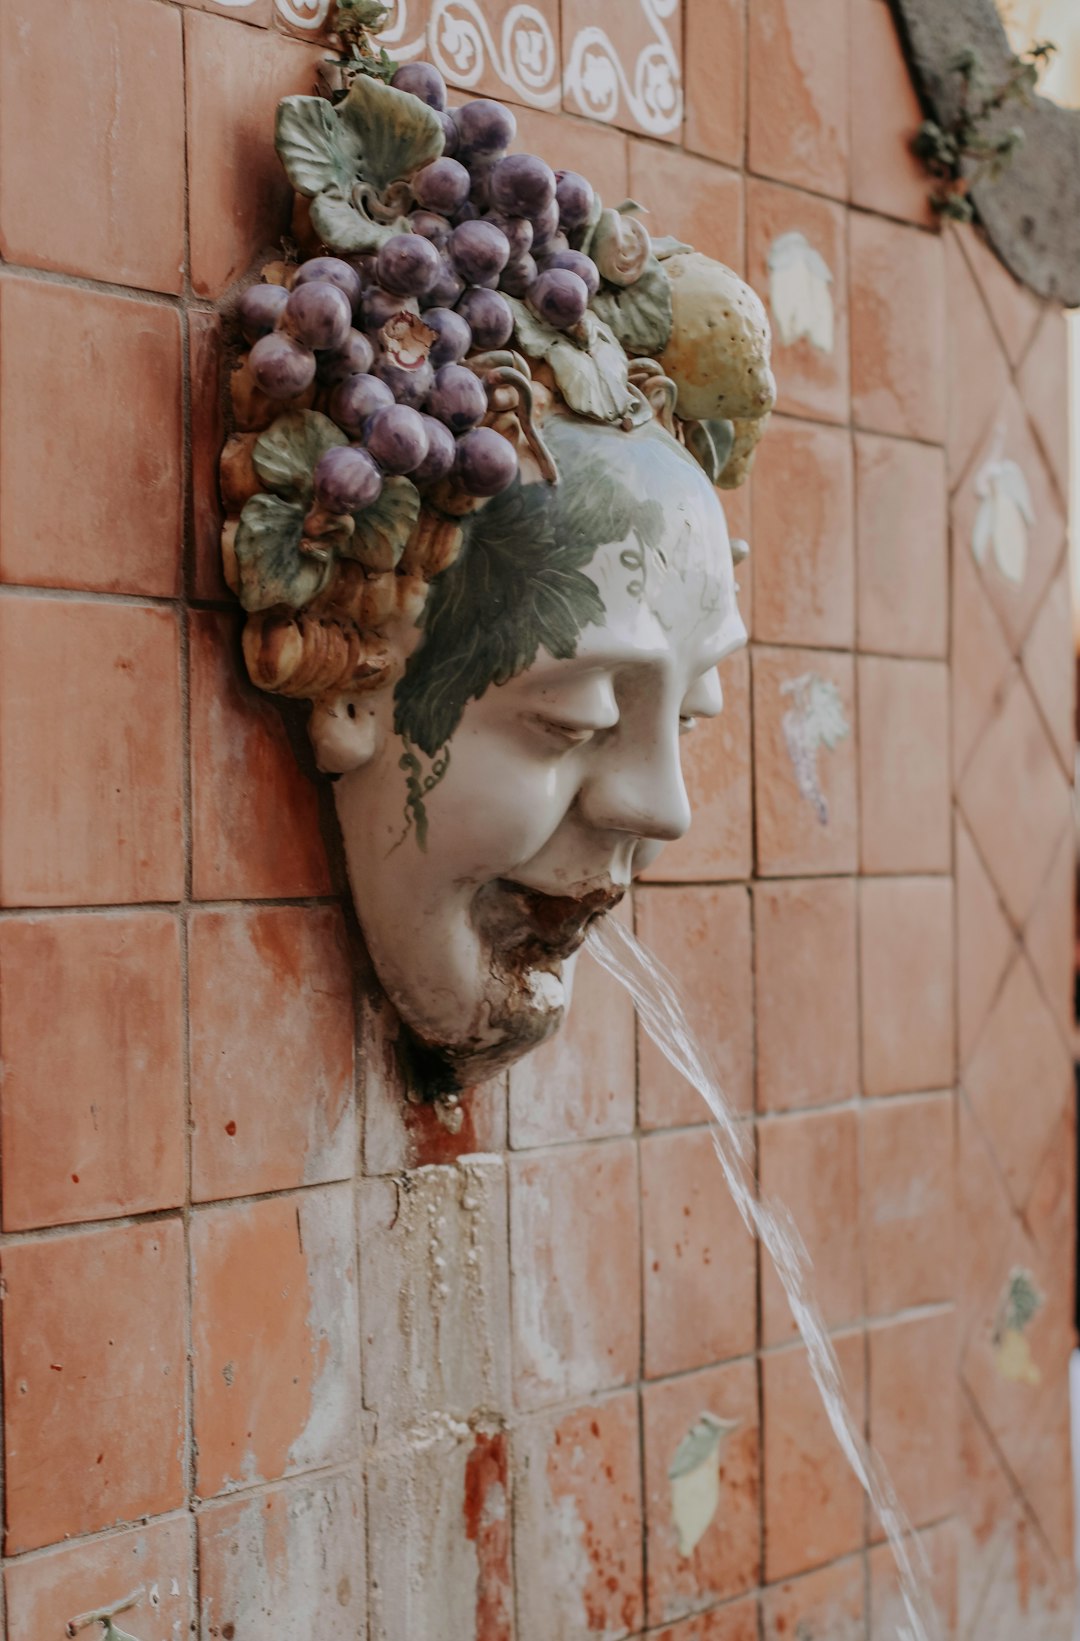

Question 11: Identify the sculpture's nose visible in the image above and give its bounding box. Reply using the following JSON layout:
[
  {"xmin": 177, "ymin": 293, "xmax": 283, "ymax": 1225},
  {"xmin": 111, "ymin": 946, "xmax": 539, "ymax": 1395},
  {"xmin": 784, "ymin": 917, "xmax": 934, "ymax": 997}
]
[{"xmin": 578, "ymin": 725, "xmax": 692, "ymax": 844}]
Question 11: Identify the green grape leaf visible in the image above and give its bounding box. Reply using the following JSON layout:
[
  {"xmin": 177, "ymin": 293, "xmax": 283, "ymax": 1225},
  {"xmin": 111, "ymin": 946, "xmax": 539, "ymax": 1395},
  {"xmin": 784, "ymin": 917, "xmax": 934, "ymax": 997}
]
[
  {"xmin": 275, "ymin": 95, "xmax": 362, "ymax": 199},
  {"xmin": 309, "ymin": 190, "xmax": 398, "ymax": 255},
  {"xmin": 343, "ymin": 475, "xmax": 421, "ymax": 571},
  {"xmin": 337, "ymin": 72, "xmax": 444, "ymax": 194},
  {"xmin": 505, "ymin": 301, "xmax": 637, "ymax": 425},
  {"xmin": 684, "ymin": 417, "xmax": 736, "ymax": 484},
  {"xmin": 234, "ymin": 493, "xmax": 334, "ymax": 612},
  {"xmin": 252, "ymin": 410, "xmax": 347, "ymax": 501},
  {"xmin": 591, "ymin": 256, "xmax": 673, "ymax": 354}
]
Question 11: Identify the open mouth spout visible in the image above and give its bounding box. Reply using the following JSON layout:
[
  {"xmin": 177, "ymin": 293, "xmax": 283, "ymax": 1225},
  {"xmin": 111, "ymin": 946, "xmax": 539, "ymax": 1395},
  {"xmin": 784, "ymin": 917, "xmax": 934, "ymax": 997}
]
[{"xmin": 488, "ymin": 878, "xmax": 626, "ymax": 962}]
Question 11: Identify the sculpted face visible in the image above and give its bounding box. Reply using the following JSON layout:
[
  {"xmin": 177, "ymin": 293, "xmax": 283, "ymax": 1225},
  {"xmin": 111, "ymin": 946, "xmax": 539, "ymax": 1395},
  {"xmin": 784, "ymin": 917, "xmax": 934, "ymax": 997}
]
[{"xmin": 312, "ymin": 416, "xmax": 746, "ymax": 1085}]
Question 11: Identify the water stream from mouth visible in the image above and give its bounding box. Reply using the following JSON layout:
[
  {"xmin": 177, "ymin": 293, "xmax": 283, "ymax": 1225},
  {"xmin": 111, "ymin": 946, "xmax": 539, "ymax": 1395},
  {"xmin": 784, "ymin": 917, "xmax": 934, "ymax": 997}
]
[{"xmin": 586, "ymin": 915, "xmax": 940, "ymax": 1641}]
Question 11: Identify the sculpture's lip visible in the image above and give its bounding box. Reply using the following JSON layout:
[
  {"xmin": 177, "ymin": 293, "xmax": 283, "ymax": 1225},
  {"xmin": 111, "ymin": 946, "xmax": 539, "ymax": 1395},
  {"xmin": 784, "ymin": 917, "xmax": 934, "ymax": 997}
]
[{"xmin": 493, "ymin": 877, "xmax": 625, "ymax": 961}]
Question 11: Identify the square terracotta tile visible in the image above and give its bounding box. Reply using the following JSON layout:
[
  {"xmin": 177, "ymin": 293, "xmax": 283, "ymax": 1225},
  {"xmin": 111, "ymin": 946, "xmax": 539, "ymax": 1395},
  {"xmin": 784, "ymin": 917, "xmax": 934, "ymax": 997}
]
[
  {"xmin": 514, "ymin": 1391, "xmax": 643, "ymax": 1640},
  {"xmin": 510, "ymin": 104, "xmax": 629, "ymax": 203},
  {"xmin": 858, "ymin": 657, "xmax": 951, "ymax": 875},
  {"xmin": 855, "ymin": 433, "xmax": 948, "ymax": 660},
  {"xmin": 509, "ymin": 1140, "xmax": 639, "ymax": 1408},
  {"xmin": 944, "ymin": 227, "xmax": 1012, "ymax": 487},
  {"xmin": 849, "ymin": 0, "xmax": 935, "ymax": 226},
  {"xmin": 642, "ymin": 1361, "xmax": 760, "ymax": 1625},
  {"xmin": 186, "ymin": 11, "xmax": 324, "ymax": 298},
  {"xmin": 746, "ymin": 180, "xmax": 849, "ymax": 425},
  {"xmin": 1022, "ymin": 569, "xmax": 1075, "ymax": 776},
  {"xmin": 190, "ymin": 905, "xmax": 355, "ymax": 1201},
  {"xmin": 963, "ymin": 951, "xmax": 1072, "ymax": 1213},
  {"xmin": 0, "ymin": 280, "xmax": 182, "ymax": 596},
  {"xmin": 0, "ymin": 0, "xmax": 184, "ymax": 291},
  {"xmin": 861, "ymin": 1091, "xmax": 955, "ymax": 1317},
  {"xmin": 869, "ymin": 1522, "xmax": 957, "ymax": 1641},
  {"xmin": 198, "ymin": 1471, "xmax": 365, "ymax": 1638},
  {"xmin": 4, "ymin": 1515, "xmax": 193, "ymax": 1641},
  {"xmin": 956, "ymin": 816, "xmax": 1015, "ymax": 1069},
  {"xmin": 649, "ymin": 1597, "xmax": 759, "ymax": 1641},
  {"xmin": 759, "ymin": 1109, "xmax": 861, "ymax": 1346},
  {"xmin": 762, "ymin": 1332, "xmax": 865, "ymax": 1580},
  {"xmin": 635, "ymin": 885, "xmax": 753, "ymax": 1129},
  {"xmin": 684, "ymin": 0, "xmax": 745, "ymax": 168},
  {"xmin": 850, "ymin": 214, "xmax": 946, "ymax": 445},
  {"xmin": 860, "ymin": 876, "xmax": 955, "ymax": 1097},
  {"xmin": 760, "ymin": 1557, "xmax": 864, "ymax": 1641},
  {"xmin": 957, "ymin": 671, "xmax": 1071, "ymax": 928},
  {"xmin": 428, "ymin": 0, "xmax": 562, "ymax": 111},
  {"xmin": 641, "ymin": 1128, "xmax": 757, "ymax": 1377},
  {"xmin": 751, "ymin": 418, "xmax": 855, "ymax": 648},
  {"xmin": 192, "ymin": 1185, "xmax": 360, "ymax": 1497},
  {"xmin": 509, "ymin": 905, "xmax": 636, "ymax": 1147},
  {"xmin": 754, "ymin": 878, "xmax": 859, "ymax": 1113},
  {"xmin": 868, "ymin": 1310, "xmax": 958, "ymax": 1530},
  {"xmin": 640, "ymin": 647, "xmax": 752, "ymax": 884},
  {"xmin": 952, "ymin": 385, "xmax": 1066, "ymax": 658},
  {"xmin": 747, "ymin": 0, "xmax": 849, "ymax": 199},
  {"xmin": 2, "ymin": 1220, "xmax": 186, "ymax": 1552},
  {"xmin": 562, "ymin": 0, "xmax": 683, "ymax": 142},
  {"xmin": 0, "ymin": 598, "xmax": 183, "ymax": 907},
  {"xmin": 189, "ymin": 609, "xmax": 332, "ymax": 900},
  {"xmin": 628, "ymin": 143, "xmax": 744, "ymax": 270},
  {"xmin": 359, "ymin": 1157, "xmax": 511, "ymax": 1429},
  {"xmin": 752, "ymin": 647, "xmax": 857, "ymax": 877},
  {"xmin": 191, "ymin": 308, "xmax": 230, "ymax": 602},
  {"xmin": 0, "ymin": 912, "xmax": 184, "ymax": 1230}
]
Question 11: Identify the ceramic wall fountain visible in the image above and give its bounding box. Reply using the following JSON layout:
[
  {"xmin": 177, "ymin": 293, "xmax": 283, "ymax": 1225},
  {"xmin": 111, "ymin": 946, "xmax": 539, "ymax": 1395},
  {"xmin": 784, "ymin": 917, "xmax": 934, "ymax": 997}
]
[{"xmin": 219, "ymin": 12, "xmax": 775, "ymax": 1088}]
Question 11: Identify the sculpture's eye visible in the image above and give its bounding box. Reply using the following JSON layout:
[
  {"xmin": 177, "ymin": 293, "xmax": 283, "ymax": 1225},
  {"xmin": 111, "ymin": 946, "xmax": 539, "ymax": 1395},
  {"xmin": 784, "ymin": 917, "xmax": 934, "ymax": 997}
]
[
  {"xmin": 679, "ymin": 714, "xmax": 699, "ymax": 735},
  {"xmin": 530, "ymin": 715, "xmax": 599, "ymax": 747}
]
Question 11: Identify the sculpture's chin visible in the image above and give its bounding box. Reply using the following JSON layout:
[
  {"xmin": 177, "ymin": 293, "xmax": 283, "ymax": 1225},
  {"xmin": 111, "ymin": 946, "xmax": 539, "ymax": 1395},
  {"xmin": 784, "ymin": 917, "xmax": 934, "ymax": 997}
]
[{"xmin": 407, "ymin": 961, "xmax": 571, "ymax": 1089}]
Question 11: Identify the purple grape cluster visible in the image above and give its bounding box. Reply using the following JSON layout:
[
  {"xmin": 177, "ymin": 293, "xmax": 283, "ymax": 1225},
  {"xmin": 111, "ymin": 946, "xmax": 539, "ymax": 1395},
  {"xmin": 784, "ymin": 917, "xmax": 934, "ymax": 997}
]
[{"xmin": 239, "ymin": 63, "xmax": 602, "ymax": 510}]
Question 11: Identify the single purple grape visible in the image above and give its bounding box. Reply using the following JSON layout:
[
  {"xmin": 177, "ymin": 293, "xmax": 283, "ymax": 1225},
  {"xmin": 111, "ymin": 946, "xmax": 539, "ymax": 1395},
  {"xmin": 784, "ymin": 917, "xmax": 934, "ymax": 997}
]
[
  {"xmin": 248, "ymin": 332, "xmax": 317, "ymax": 399},
  {"xmin": 362, "ymin": 285, "xmax": 420, "ymax": 332},
  {"xmin": 412, "ymin": 157, "xmax": 471, "ymax": 216},
  {"xmin": 489, "ymin": 152, "xmax": 556, "ymax": 219},
  {"xmin": 314, "ymin": 445, "xmax": 384, "ymax": 514},
  {"xmin": 410, "ymin": 210, "xmax": 453, "ymax": 250},
  {"xmin": 485, "ymin": 212, "xmax": 533, "ymax": 260},
  {"xmin": 528, "ymin": 267, "xmax": 589, "ymax": 330},
  {"xmin": 421, "ymin": 306, "xmax": 472, "ymax": 368},
  {"xmin": 528, "ymin": 198, "xmax": 561, "ymax": 250},
  {"xmin": 449, "ymin": 219, "xmax": 510, "ymax": 285},
  {"xmin": 328, "ymin": 371, "xmax": 395, "ymax": 435},
  {"xmin": 376, "ymin": 233, "xmax": 441, "ymax": 298},
  {"xmin": 539, "ymin": 248, "xmax": 600, "ymax": 298},
  {"xmin": 284, "ymin": 280, "xmax": 353, "ymax": 351},
  {"xmin": 437, "ymin": 109, "xmax": 459, "ymax": 157},
  {"xmin": 413, "ymin": 415, "xmax": 458, "ymax": 483},
  {"xmin": 371, "ymin": 355, "xmax": 435, "ymax": 409},
  {"xmin": 365, "ymin": 404, "xmax": 430, "ymax": 474},
  {"xmin": 293, "ymin": 255, "xmax": 363, "ymax": 310},
  {"xmin": 554, "ymin": 169, "xmax": 595, "ymax": 230},
  {"xmin": 455, "ymin": 426, "xmax": 518, "ymax": 496},
  {"xmin": 316, "ymin": 328, "xmax": 376, "ymax": 385},
  {"xmin": 237, "ymin": 283, "xmax": 289, "ymax": 343},
  {"xmin": 453, "ymin": 98, "xmax": 516, "ymax": 158},
  {"xmin": 390, "ymin": 60, "xmax": 448, "ymax": 111},
  {"xmin": 456, "ymin": 286, "xmax": 513, "ymax": 350},
  {"xmin": 426, "ymin": 363, "xmax": 488, "ymax": 433},
  {"xmin": 429, "ymin": 257, "xmax": 466, "ymax": 308},
  {"xmin": 499, "ymin": 253, "xmax": 538, "ymax": 298}
]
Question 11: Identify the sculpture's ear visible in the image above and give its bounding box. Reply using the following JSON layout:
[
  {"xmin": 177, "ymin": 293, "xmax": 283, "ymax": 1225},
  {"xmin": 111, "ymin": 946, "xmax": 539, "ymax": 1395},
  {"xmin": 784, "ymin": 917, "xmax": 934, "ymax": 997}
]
[{"xmin": 309, "ymin": 693, "xmax": 381, "ymax": 773}]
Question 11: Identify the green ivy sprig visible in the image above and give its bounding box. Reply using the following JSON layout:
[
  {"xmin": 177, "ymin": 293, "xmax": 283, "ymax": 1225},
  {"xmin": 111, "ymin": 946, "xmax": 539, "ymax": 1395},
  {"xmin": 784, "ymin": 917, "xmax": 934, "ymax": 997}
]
[
  {"xmin": 912, "ymin": 39, "xmax": 1056, "ymax": 221},
  {"xmin": 319, "ymin": 0, "xmax": 398, "ymax": 103}
]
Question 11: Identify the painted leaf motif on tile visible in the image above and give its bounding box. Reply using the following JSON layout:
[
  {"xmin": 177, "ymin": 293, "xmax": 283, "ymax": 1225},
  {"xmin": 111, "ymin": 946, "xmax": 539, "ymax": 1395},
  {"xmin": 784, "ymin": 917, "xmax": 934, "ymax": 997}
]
[
  {"xmin": 768, "ymin": 231, "xmax": 835, "ymax": 354},
  {"xmin": 973, "ymin": 451, "xmax": 1034, "ymax": 587}
]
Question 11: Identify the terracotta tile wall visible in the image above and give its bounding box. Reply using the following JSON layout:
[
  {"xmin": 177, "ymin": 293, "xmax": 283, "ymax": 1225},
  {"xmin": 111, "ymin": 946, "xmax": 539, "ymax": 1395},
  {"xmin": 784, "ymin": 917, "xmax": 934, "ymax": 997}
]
[{"xmin": 0, "ymin": 0, "xmax": 1074, "ymax": 1636}]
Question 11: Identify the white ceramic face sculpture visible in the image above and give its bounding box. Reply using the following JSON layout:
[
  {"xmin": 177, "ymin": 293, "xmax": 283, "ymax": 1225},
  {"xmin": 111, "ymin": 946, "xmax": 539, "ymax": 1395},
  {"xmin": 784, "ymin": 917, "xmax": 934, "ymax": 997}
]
[{"xmin": 308, "ymin": 417, "xmax": 746, "ymax": 1084}]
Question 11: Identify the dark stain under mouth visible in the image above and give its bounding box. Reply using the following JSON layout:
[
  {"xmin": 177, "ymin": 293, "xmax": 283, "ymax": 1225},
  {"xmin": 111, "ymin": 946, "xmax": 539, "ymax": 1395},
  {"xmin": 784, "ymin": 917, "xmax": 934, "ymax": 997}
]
[{"xmin": 486, "ymin": 878, "xmax": 626, "ymax": 962}]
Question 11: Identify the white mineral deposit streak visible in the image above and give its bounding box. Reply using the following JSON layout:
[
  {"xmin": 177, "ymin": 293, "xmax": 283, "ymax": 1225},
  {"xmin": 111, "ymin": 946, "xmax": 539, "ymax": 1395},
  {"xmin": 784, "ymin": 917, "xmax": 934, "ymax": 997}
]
[{"xmin": 586, "ymin": 916, "xmax": 940, "ymax": 1641}]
